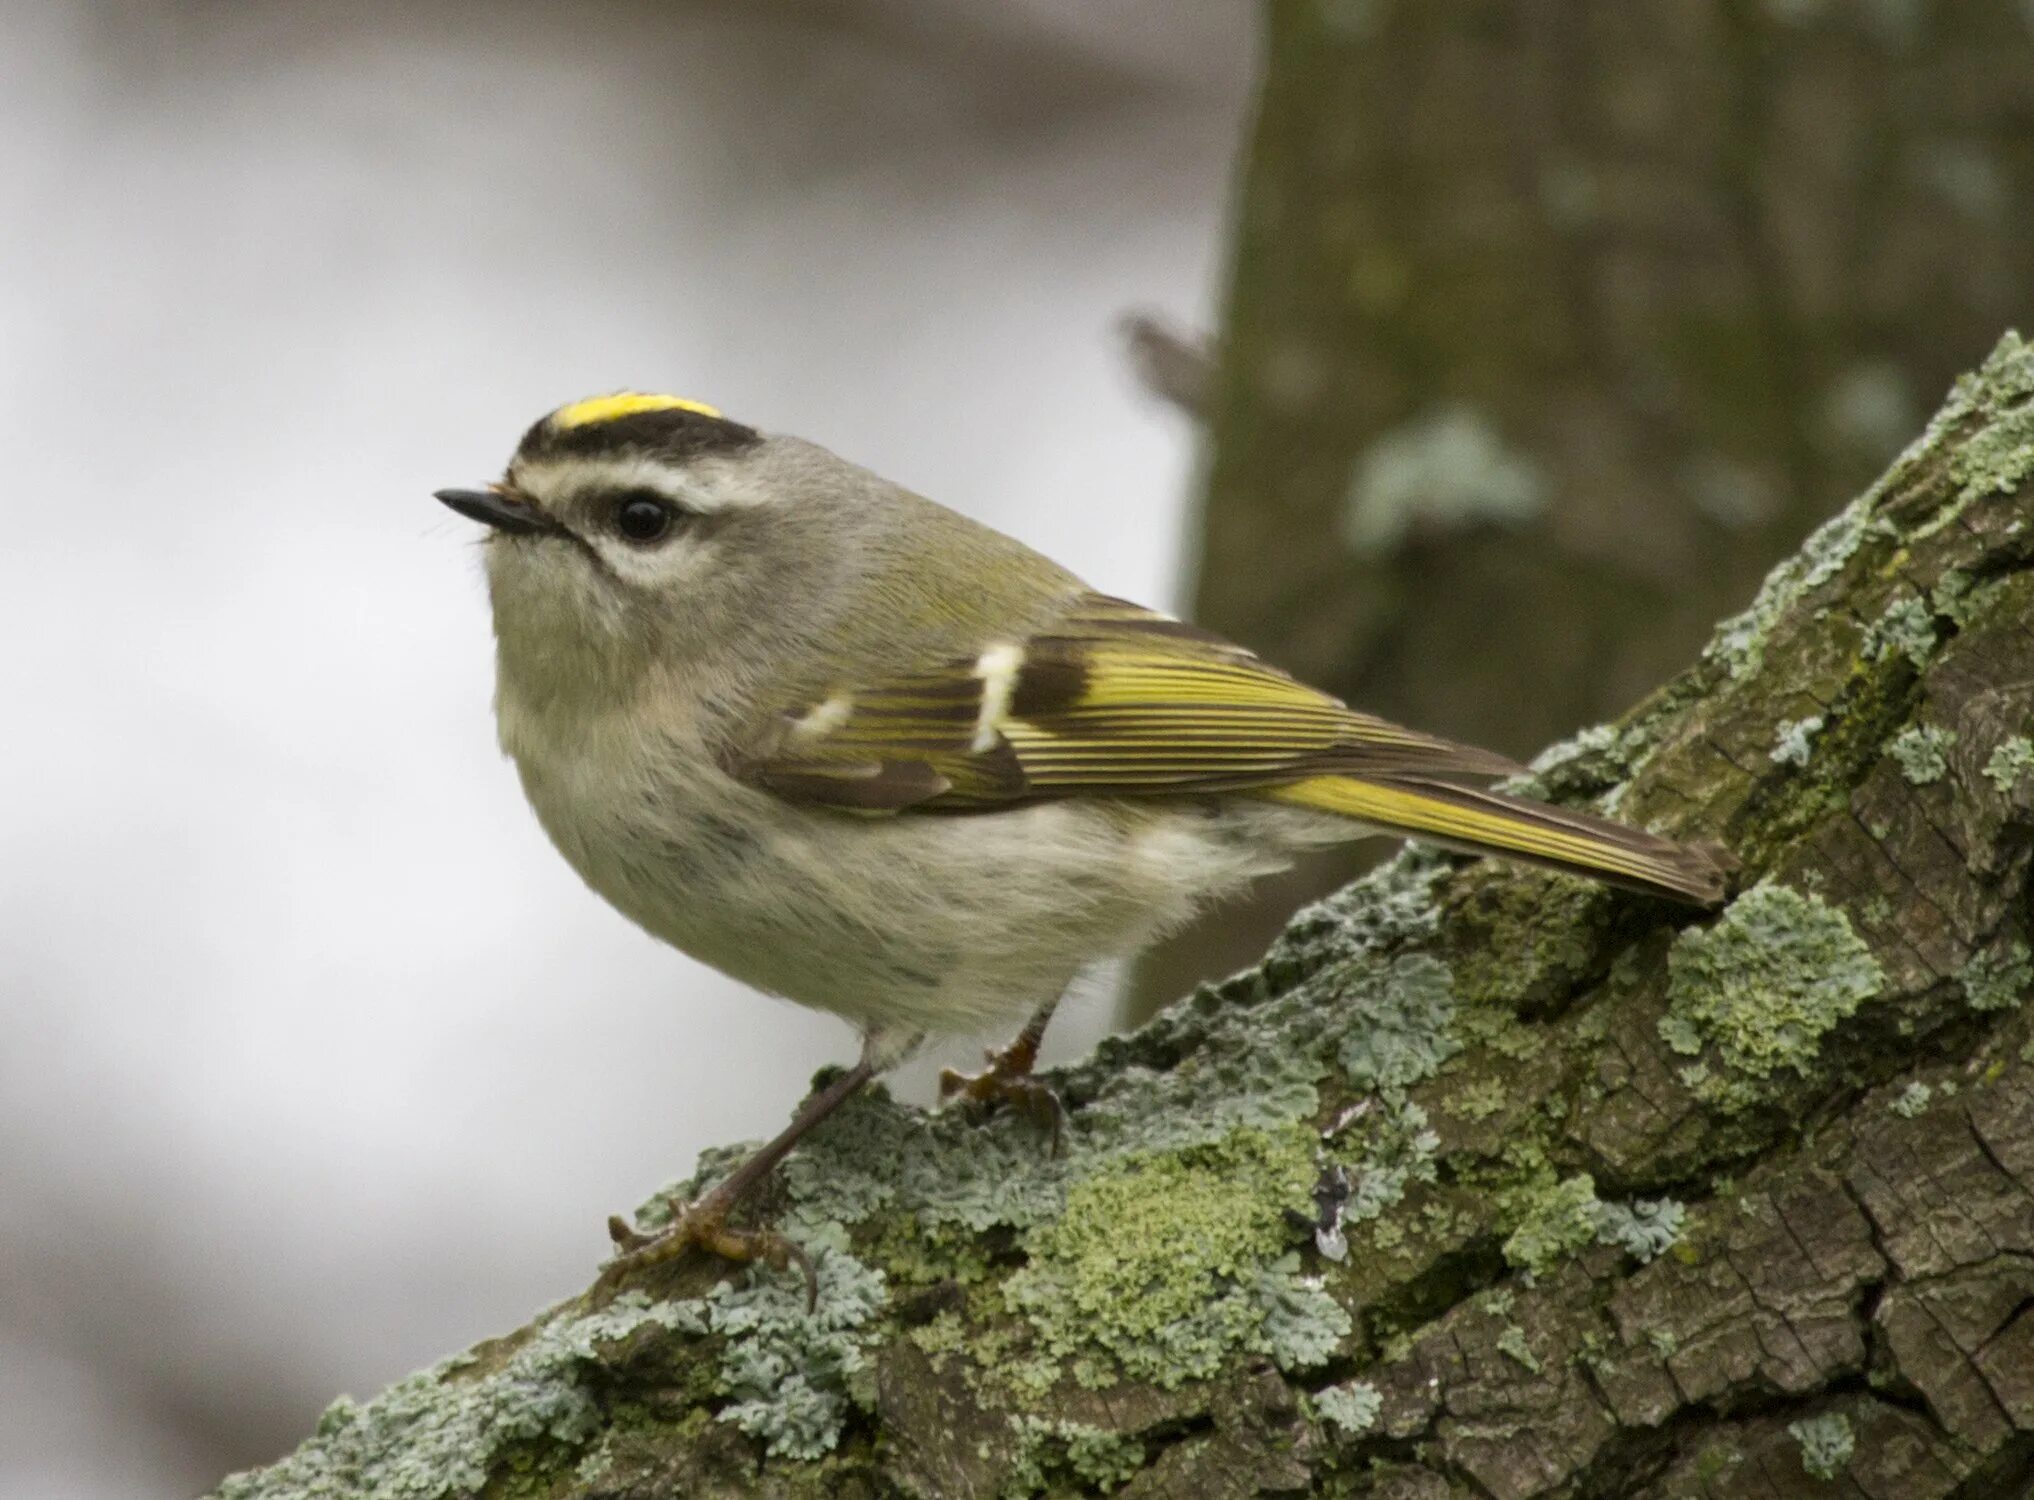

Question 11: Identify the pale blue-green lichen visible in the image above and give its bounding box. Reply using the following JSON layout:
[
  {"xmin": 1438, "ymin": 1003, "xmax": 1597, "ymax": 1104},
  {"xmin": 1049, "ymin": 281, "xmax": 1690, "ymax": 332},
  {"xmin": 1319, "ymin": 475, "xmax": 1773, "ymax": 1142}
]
[
  {"xmin": 1335, "ymin": 954, "xmax": 1458, "ymax": 1090},
  {"xmin": 1931, "ymin": 569, "xmax": 2010, "ymax": 629},
  {"xmin": 1705, "ymin": 336, "xmax": 2034, "ymax": 679},
  {"xmin": 1706, "ymin": 496, "xmax": 1872, "ymax": 680},
  {"xmin": 1788, "ymin": 1412, "xmax": 1856, "ymax": 1480},
  {"xmin": 1659, "ymin": 884, "xmax": 1884, "ymax": 1110},
  {"xmin": 1496, "ymin": 1323, "xmax": 1542, "ymax": 1373},
  {"xmin": 1314, "ymin": 1380, "xmax": 1383, "ymax": 1435},
  {"xmin": 1341, "ymin": 405, "xmax": 1545, "ymax": 556},
  {"xmin": 1001, "ymin": 1417, "xmax": 1145, "ymax": 1496},
  {"xmin": 1889, "ymin": 725, "xmax": 1957, "ymax": 785},
  {"xmin": 1503, "ymin": 1174, "xmax": 1602, "ymax": 1278},
  {"xmin": 1983, "ymin": 736, "xmax": 2034, "ymax": 795},
  {"xmin": 1772, "ymin": 716, "xmax": 1824, "ymax": 768},
  {"xmin": 1526, "ymin": 722, "xmax": 1628, "ymax": 778},
  {"xmin": 1339, "ymin": 1098, "xmax": 1441, "ymax": 1225},
  {"xmin": 1252, "ymin": 1253, "xmax": 1354, "ymax": 1368},
  {"xmin": 1947, "ymin": 332, "xmax": 2034, "ymax": 509},
  {"xmin": 213, "ymin": 1293, "xmax": 709, "ymax": 1500},
  {"xmin": 706, "ymin": 1250, "xmax": 886, "ymax": 1459},
  {"xmin": 1865, "ymin": 593, "xmax": 1937, "ymax": 669},
  {"xmin": 1961, "ymin": 943, "xmax": 2032, "ymax": 1013},
  {"xmin": 1592, "ymin": 1196, "xmax": 1685, "ymax": 1263},
  {"xmin": 1891, "ymin": 1081, "xmax": 1934, "ymax": 1118}
]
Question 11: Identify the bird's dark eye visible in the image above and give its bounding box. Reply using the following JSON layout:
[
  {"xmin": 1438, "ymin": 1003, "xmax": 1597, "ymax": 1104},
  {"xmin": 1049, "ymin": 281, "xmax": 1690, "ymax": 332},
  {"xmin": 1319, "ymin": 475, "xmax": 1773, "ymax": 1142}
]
[{"xmin": 613, "ymin": 491, "xmax": 678, "ymax": 544}]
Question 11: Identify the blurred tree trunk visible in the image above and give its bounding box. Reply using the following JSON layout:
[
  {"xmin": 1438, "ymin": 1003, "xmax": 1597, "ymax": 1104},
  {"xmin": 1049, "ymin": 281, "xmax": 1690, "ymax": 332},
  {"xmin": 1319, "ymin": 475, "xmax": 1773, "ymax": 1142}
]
[
  {"xmin": 1132, "ymin": 0, "xmax": 2034, "ymax": 1018},
  {"xmin": 213, "ymin": 336, "xmax": 2034, "ymax": 1500}
]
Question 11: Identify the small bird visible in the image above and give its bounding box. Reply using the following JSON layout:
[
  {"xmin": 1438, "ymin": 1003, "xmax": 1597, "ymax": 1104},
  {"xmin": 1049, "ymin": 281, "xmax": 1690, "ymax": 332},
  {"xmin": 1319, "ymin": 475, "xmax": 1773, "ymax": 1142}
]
[{"xmin": 436, "ymin": 392, "xmax": 1727, "ymax": 1283}]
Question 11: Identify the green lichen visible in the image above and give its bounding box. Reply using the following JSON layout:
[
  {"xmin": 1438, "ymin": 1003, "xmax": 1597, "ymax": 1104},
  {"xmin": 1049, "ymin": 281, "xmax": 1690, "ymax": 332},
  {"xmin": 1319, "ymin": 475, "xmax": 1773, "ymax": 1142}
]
[
  {"xmin": 1983, "ymin": 735, "xmax": 2034, "ymax": 794},
  {"xmin": 1961, "ymin": 943, "xmax": 2032, "ymax": 1013},
  {"xmin": 1502, "ymin": 1174, "xmax": 1601, "ymax": 1278},
  {"xmin": 907, "ymin": 1310, "xmax": 967, "ymax": 1358},
  {"xmin": 1001, "ymin": 1417, "xmax": 1144, "ymax": 1497},
  {"xmin": 212, "ymin": 1294, "xmax": 708, "ymax": 1500},
  {"xmin": 1658, "ymin": 1014, "xmax": 1704, "ymax": 1057},
  {"xmin": 1788, "ymin": 1412, "xmax": 1856, "ymax": 1481},
  {"xmin": 1659, "ymin": 884, "xmax": 1884, "ymax": 1110},
  {"xmin": 1001, "ymin": 1126, "xmax": 1346, "ymax": 1386},
  {"xmin": 1891, "ymin": 1081, "xmax": 1934, "ymax": 1118},
  {"xmin": 1771, "ymin": 716, "xmax": 1824, "ymax": 767},
  {"xmin": 1452, "ymin": 1077, "xmax": 1510, "ymax": 1123},
  {"xmin": 1314, "ymin": 1380, "xmax": 1382, "ymax": 1435},
  {"xmin": 1889, "ymin": 724, "xmax": 1957, "ymax": 785}
]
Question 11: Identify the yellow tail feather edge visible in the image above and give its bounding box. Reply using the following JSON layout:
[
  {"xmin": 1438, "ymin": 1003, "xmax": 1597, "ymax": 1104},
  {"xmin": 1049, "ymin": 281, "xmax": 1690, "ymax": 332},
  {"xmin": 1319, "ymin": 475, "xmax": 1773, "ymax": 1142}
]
[{"xmin": 1265, "ymin": 775, "xmax": 1729, "ymax": 907}]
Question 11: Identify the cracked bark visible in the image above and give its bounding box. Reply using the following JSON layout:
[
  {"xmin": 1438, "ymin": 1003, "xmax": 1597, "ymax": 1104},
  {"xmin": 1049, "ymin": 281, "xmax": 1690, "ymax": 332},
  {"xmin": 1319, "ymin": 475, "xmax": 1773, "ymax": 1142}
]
[
  {"xmin": 211, "ymin": 331, "xmax": 2034, "ymax": 1497},
  {"xmin": 1133, "ymin": 0, "xmax": 2034, "ymax": 1017}
]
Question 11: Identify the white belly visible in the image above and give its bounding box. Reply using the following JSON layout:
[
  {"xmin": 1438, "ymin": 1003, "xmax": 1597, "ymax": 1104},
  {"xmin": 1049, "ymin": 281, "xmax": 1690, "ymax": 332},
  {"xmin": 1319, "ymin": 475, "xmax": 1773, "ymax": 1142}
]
[{"xmin": 506, "ymin": 715, "xmax": 1297, "ymax": 1040}]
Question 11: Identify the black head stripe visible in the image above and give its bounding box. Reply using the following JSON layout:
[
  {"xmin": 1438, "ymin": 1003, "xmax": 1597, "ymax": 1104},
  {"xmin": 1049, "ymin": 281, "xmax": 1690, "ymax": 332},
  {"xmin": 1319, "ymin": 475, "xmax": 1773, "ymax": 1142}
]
[{"xmin": 515, "ymin": 407, "xmax": 762, "ymax": 466}]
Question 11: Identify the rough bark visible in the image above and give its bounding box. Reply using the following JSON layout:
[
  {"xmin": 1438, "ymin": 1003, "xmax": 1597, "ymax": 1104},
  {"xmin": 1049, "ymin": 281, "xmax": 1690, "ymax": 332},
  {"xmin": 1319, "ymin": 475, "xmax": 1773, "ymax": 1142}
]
[
  {"xmin": 214, "ymin": 337, "xmax": 2034, "ymax": 1500},
  {"xmin": 1134, "ymin": 0, "xmax": 2034, "ymax": 1013}
]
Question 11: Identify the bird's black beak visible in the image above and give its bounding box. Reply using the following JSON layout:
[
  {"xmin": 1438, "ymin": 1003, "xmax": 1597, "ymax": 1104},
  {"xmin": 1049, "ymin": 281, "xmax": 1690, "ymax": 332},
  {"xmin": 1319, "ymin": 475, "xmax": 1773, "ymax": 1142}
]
[{"xmin": 434, "ymin": 486, "xmax": 558, "ymax": 536}]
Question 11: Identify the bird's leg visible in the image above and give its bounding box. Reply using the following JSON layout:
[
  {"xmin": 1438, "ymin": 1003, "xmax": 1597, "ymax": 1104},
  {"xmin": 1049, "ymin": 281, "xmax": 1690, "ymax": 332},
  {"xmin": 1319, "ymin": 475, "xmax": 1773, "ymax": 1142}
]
[
  {"xmin": 599, "ymin": 1048, "xmax": 879, "ymax": 1302},
  {"xmin": 939, "ymin": 998, "xmax": 1065, "ymax": 1146}
]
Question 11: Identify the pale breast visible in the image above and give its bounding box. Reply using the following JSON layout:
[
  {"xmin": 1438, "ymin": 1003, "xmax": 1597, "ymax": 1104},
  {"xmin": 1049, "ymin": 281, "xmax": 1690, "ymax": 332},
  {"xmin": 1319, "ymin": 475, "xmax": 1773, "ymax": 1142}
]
[{"xmin": 501, "ymin": 687, "xmax": 1302, "ymax": 1038}]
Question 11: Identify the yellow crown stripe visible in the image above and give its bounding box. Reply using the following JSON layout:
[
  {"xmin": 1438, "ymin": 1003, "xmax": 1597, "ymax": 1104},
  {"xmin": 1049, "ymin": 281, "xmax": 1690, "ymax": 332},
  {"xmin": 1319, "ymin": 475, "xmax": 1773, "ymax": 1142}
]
[{"xmin": 551, "ymin": 392, "xmax": 723, "ymax": 428}]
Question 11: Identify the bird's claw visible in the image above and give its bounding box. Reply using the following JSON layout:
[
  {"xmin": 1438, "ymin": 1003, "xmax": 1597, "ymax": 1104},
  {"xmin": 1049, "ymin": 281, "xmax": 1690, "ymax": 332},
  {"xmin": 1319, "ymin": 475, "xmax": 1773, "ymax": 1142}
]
[
  {"xmin": 598, "ymin": 1197, "xmax": 817, "ymax": 1309},
  {"xmin": 940, "ymin": 1054, "xmax": 1066, "ymax": 1152}
]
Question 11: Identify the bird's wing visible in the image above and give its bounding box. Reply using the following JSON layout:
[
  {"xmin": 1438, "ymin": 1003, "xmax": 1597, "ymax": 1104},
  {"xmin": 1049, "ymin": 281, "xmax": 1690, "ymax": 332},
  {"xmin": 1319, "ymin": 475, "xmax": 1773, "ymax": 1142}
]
[
  {"xmin": 734, "ymin": 592, "xmax": 1728, "ymax": 906},
  {"xmin": 732, "ymin": 592, "xmax": 1521, "ymax": 810}
]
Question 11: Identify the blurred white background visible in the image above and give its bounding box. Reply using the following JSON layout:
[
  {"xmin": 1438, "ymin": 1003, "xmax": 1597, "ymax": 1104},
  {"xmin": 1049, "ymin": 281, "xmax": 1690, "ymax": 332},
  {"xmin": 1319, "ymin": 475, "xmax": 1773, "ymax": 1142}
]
[{"xmin": 0, "ymin": 2, "xmax": 1252, "ymax": 1493}]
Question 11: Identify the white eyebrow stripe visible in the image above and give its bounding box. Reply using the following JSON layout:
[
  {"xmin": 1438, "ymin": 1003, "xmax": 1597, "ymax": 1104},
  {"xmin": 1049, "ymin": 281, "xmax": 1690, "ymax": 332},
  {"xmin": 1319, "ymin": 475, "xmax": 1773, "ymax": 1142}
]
[
  {"xmin": 512, "ymin": 454, "xmax": 755, "ymax": 512},
  {"xmin": 971, "ymin": 643, "xmax": 1024, "ymax": 752}
]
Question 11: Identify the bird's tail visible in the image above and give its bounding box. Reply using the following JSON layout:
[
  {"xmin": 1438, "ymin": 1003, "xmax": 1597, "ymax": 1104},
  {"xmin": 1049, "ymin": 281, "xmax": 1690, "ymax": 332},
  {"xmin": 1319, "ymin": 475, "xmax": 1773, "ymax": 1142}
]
[{"xmin": 1264, "ymin": 774, "xmax": 1730, "ymax": 906}]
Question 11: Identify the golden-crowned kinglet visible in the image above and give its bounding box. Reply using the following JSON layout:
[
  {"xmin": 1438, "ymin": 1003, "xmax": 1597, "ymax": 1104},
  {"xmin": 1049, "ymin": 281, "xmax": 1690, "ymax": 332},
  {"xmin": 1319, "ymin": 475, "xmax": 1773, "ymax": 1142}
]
[{"xmin": 436, "ymin": 391, "xmax": 1728, "ymax": 1284}]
